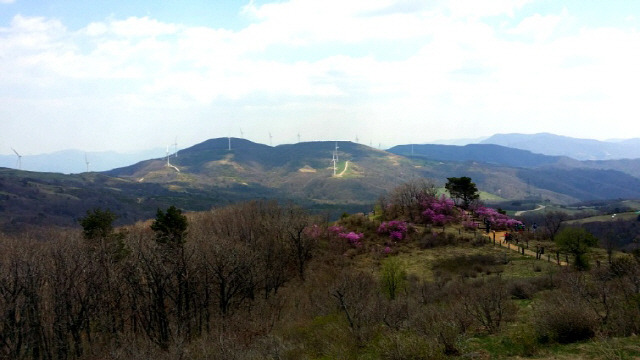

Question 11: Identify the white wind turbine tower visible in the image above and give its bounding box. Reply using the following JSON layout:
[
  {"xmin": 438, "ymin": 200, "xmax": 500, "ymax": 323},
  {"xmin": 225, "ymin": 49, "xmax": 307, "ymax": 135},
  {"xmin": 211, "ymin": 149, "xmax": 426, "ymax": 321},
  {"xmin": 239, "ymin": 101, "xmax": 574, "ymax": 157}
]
[
  {"xmin": 165, "ymin": 145, "xmax": 181, "ymax": 172},
  {"xmin": 331, "ymin": 142, "xmax": 339, "ymax": 177},
  {"xmin": 85, "ymin": 153, "xmax": 90, "ymax": 172},
  {"xmin": 240, "ymin": 128, "xmax": 244, "ymax": 139},
  {"xmin": 355, "ymin": 135, "xmax": 359, "ymax": 143},
  {"xmin": 297, "ymin": 132, "xmax": 301, "ymax": 143},
  {"xmin": 228, "ymin": 136, "xmax": 231, "ymax": 151},
  {"xmin": 11, "ymin": 148, "xmax": 22, "ymax": 170},
  {"xmin": 269, "ymin": 132, "xmax": 273, "ymax": 146},
  {"xmin": 173, "ymin": 137, "xmax": 179, "ymax": 157}
]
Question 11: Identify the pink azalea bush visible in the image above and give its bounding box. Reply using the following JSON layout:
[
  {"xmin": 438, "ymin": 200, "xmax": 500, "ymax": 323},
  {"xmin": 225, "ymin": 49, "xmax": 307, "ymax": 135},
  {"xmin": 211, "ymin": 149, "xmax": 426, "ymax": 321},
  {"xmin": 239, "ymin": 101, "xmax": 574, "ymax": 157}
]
[
  {"xmin": 378, "ymin": 220, "xmax": 411, "ymax": 240},
  {"xmin": 339, "ymin": 231, "xmax": 364, "ymax": 247},
  {"xmin": 421, "ymin": 195, "xmax": 458, "ymax": 226},
  {"xmin": 473, "ymin": 206, "xmax": 522, "ymax": 230},
  {"xmin": 328, "ymin": 225, "xmax": 364, "ymax": 247},
  {"xmin": 462, "ymin": 220, "xmax": 479, "ymax": 231}
]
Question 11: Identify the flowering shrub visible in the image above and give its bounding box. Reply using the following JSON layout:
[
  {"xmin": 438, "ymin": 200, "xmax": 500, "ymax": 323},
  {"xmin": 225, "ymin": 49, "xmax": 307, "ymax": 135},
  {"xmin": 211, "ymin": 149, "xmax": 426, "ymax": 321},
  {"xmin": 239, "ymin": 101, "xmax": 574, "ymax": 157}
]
[
  {"xmin": 474, "ymin": 206, "xmax": 522, "ymax": 230},
  {"xmin": 383, "ymin": 246, "xmax": 392, "ymax": 255},
  {"xmin": 378, "ymin": 220, "xmax": 411, "ymax": 240},
  {"xmin": 462, "ymin": 220, "xmax": 479, "ymax": 231},
  {"xmin": 328, "ymin": 225, "xmax": 345, "ymax": 234},
  {"xmin": 339, "ymin": 231, "xmax": 364, "ymax": 247},
  {"xmin": 328, "ymin": 225, "xmax": 364, "ymax": 247},
  {"xmin": 421, "ymin": 195, "xmax": 458, "ymax": 226},
  {"xmin": 461, "ymin": 213, "xmax": 479, "ymax": 231}
]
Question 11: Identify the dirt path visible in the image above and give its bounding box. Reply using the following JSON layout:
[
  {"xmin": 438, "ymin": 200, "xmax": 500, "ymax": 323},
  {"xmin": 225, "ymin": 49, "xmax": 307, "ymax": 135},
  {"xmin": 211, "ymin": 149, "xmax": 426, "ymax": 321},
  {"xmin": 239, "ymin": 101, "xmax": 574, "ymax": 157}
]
[
  {"xmin": 514, "ymin": 204, "xmax": 546, "ymax": 216},
  {"xmin": 336, "ymin": 160, "xmax": 349, "ymax": 177},
  {"xmin": 486, "ymin": 231, "xmax": 568, "ymax": 266}
]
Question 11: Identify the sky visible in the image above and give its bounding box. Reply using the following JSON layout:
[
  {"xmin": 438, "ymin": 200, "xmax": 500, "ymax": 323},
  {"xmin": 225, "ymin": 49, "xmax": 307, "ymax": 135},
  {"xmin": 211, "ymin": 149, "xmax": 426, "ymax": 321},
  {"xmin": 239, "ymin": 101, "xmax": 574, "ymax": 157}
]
[{"xmin": 1, "ymin": 0, "xmax": 640, "ymax": 155}]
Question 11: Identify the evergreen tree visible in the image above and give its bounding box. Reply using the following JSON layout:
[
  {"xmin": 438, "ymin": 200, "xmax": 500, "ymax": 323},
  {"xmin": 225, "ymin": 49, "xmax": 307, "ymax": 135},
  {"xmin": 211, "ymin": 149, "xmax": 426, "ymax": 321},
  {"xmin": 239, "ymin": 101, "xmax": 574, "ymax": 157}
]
[
  {"xmin": 445, "ymin": 176, "xmax": 479, "ymax": 209},
  {"xmin": 79, "ymin": 208, "xmax": 117, "ymax": 240},
  {"xmin": 151, "ymin": 205, "xmax": 188, "ymax": 245}
]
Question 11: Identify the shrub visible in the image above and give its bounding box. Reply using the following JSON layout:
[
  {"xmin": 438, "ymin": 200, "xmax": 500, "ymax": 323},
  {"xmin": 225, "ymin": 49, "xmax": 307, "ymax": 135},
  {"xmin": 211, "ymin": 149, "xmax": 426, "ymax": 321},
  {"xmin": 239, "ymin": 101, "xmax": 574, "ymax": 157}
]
[
  {"xmin": 370, "ymin": 331, "xmax": 444, "ymax": 360},
  {"xmin": 458, "ymin": 276, "xmax": 517, "ymax": 333},
  {"xmin": 339, "ymin": 231, "xmax": 364, "ymax": 247},
  {"xmin": 418, "ymin": 231, "xmax": 459, "ymax": 249},
  {"xmin": 378, "ymin": 220, "xmax": 413, "ymax": 241},
  {"xmin": 474, "ymin": 206, "xmax": 522, "ymax": 230},
  {"xmin": 381, "ymin": 257, "xmax": 407, "ymax": 300},
  {"xmin": 412, "ymin": 302, "xmax": 471, "ymax": 356},
  {"xmin": 337, "ymin": 213, "xmax": 378, "ymax": 235},
  {"xmin": 420, "ymin": 195, "xmax": 458, "ymax": 227},
  {"xmin": 433, "ymin": 254, "xmax": 501, "ymax": 277},
  {"xmin": 533, "ymin": 290, "xmax": 598, "ymax": 344},
  {"xmin": 507, "ymin": 279, "xmax": 536, "ymax": 300}
]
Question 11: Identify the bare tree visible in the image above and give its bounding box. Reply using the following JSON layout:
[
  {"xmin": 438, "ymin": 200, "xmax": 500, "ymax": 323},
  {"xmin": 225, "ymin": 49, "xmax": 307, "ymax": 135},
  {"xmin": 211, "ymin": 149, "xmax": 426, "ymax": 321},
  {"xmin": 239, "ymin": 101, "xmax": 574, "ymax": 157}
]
[
  {"xmin": 543, "ymin": 211, "xmax": 569, "ymax": 241},
  {"xmin": 381, "ymin": 179, "xmax": 437, "ymax": 222}
]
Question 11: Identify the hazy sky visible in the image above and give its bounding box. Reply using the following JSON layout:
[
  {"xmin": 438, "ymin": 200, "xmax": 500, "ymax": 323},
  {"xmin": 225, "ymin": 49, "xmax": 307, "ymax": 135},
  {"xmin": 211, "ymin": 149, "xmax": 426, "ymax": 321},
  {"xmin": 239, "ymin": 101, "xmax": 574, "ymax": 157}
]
[{"xmin": 1, "ymin": 0, "xmax": 640, "ymax": 155}]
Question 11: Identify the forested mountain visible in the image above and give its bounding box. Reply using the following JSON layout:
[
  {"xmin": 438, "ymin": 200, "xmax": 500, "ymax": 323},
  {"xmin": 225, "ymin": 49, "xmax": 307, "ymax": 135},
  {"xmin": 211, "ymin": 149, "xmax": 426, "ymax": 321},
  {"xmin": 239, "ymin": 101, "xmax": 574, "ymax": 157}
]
[
  {"xmin": 2, "ymin": 137, "xmax": 640, "ymax": 233},
  {"xmin": 387, "ymin": 143, "xmax": 569, "ymax": 168}
]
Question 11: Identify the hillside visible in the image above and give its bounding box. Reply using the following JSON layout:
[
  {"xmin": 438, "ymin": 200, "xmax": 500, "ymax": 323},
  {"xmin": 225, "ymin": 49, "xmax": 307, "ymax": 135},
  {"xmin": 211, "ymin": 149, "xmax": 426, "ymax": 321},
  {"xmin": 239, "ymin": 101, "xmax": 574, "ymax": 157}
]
[
  {"xmin": 480, "ymin": 132, "xmax": 640, "ymax": 160},
  {"xmin": 0, "ymin": 168, "xmax": 282, "ymax": 233},
  {"xmin": 387, "ymin": 143, "xmax": 568, "ymax": 168},
  {"xmin": 3, "ymin": 137, "xmax": 640, "ymax": 233},
  {"xmin": 106, "ymin": 138, "xmax": 422, "ymax": 205}
]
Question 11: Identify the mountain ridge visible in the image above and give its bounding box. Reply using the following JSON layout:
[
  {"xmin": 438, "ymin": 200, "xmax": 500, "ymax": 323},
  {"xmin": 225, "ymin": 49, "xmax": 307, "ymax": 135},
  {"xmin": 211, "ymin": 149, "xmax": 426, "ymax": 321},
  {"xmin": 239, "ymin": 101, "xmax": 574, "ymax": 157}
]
[
  {"xmin": 3, "ymin": 137, "xmax": 640, "ymax": 233},
  {"xmin": 480, "ymin": 132, "xmax": 640, "ymax": 160}
]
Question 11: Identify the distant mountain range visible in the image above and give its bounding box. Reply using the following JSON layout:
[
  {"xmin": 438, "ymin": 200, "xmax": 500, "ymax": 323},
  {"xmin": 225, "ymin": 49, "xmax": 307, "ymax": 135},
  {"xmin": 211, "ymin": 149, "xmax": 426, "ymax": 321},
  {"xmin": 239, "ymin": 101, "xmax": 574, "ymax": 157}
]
[
  {"xmin": 479, "ymin": 133, "xmax": 640, "ymax": 160},
  {"xmin": 2, "ymin": 133, "xmax": 639, "ymax": 174},
  {"xmin": 0, "ymin": 148, "xmax": 165, "ymax": 174},
  {"xmin": 2, "ymin": 135, "xmax": 640, "ymax": 233}
]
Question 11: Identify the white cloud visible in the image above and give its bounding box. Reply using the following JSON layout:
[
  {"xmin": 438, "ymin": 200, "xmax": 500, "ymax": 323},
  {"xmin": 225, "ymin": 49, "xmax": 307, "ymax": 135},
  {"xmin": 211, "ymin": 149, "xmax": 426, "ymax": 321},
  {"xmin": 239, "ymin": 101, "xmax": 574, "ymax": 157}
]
[
  {"xmin": 1, "ymin": 0, "xmax": 640, "ymax": 154},
  {"xmin": 508, "ymin": 12, "xmax": 565, "ymax": 41},
  {"xmin": 108, "ymin": 16, "xmax": 179, "ymax": 38},
  {"xmin": 446, "ymin": 0, "xmax": 534, "ymax": 18}
]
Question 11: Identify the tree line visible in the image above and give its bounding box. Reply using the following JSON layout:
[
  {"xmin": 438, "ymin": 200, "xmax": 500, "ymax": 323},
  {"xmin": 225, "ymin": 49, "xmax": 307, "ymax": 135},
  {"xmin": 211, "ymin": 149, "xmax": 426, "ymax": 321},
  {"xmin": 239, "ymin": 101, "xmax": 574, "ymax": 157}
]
[{"xmin": 0, "ymin": 201, "xmax": 316, "ymax": 359}]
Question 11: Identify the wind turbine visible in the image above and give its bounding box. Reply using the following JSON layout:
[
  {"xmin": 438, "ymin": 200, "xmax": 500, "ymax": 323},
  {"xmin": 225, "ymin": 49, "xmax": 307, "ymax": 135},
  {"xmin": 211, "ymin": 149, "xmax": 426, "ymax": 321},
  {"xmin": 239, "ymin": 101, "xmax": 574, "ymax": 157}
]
[
  {"xmin": 11, "ymin": 148, "xmax": 22, "ymax": 170},
  {"xmin": 85, "ymin": 153, "xmax": 90, "ymax": 172},
  {"xmin": 297, "ymin": 132, "xmax": 301, "ymax": 143},
  {"xmin": 269, "ymin": 132, "xmax": 273, "ymax": 146},
  {"xmin": 355, "ymin": 135, "xmax": 359, "ymax": 143},
  {"xmin": 331, "ymin": 142, "xmax": 339, "ymax": 177},
  {"xmin": 228, "ymin": 136, "xmax": 231, "ymax": 151},
  {"xmin": 240, "ymin": 128, "xmax": 244, "ymax": 138},
  {"xmin": 166, "ymin": 145, "xmax": 170, "ymax": 167},
  {"xmin": 173, "ymin": 137, "xmax": 178, "ymax": 157}
]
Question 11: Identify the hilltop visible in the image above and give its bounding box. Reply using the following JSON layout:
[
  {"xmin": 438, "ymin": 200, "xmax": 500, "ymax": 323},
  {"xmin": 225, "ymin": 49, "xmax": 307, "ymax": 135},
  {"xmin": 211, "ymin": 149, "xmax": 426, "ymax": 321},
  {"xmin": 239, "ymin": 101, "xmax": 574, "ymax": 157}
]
[{"xmin": 2, "ymin": 137, "xmax": 640, "ymax": 232}]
